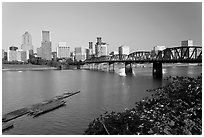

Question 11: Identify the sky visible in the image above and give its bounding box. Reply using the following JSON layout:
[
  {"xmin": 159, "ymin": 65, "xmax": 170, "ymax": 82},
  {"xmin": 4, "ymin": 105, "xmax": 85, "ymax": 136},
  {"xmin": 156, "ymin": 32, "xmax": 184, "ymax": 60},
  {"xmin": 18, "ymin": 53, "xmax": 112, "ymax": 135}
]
[{"xmin": 2, "ymin": 2, "xmax": 202, "ymax": 53}]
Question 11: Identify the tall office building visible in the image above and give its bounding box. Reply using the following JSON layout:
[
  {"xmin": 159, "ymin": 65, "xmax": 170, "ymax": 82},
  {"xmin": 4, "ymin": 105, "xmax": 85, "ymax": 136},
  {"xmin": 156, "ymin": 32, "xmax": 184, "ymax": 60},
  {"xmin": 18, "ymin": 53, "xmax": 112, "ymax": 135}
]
[
  {"xmin": 89, "ymin": 42, "xmax": 94, "ymax": 55},
  {"xmin": 7, "ymin": 46, "xmax": 18, "ymax": 61},
  {"xmin": 151, "ymin": 45, "xmax": 166, "ymax": 58},
  {"xmin": 75, "ymin": 47, "xmax": 86, "ymax": 61},
  {"xmin": 7, "ymin": 46, "xmax": 28, "ymax": 62},
  {"xmin": 181, "ymin": 40, "xmax": 193, "ymax": 58},
  {"xmin": 37, "ymin": 47, "xmax": 42, "ymax": 58},
  {"xmin": 95, "ymin": 37, "xmax": 108, "ymax": 57},
  {"xmin": 40, "ymin": 31, "xmax": 52, "ymax": 60},
  {"xmin": 181, "ymin": 40, "xmax": 193, "ymax": 47},
  {"xmin": 21, "ymin": 31, "xmax": 34, "ymax": 55},
  {"xmin": 56, "ymin": 42, "xmax": 70, "ymax": 58},
  {"xmin": 86, "ymin": 48, "xmax": 90, "ymax": 59},
  {"xmin": 118, "ymin": 45, "xmax": 130, "ymax": 55}
]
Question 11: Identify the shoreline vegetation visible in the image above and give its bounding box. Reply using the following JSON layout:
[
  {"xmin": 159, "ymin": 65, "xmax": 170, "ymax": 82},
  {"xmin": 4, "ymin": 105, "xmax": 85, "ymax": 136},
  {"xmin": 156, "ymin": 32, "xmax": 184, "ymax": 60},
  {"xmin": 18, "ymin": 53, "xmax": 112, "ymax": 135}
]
[
  {"xmin": 2, "ymin": 64, "xmax": 57, "ymax": 71},
  {"xmin": 84, "ymin": 74, "xmax": 202, "ymax": 135},
  {"xmin": 2, "ymin": 63, "xmax": 201, "ymax": 71}
]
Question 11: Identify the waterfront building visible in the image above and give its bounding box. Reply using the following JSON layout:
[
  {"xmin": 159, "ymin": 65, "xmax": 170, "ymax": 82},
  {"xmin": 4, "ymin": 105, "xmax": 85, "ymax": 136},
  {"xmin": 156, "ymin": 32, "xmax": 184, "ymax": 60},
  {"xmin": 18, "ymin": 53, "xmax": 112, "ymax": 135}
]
[
  {"xmin": 8, "ymin": 48, "xmax": 28, "ymax": 62},
  {"xmin": 151, "ymin": 46, "xmax": 166, "ymax": 57},
  {"xmin": 109, "ymin": 51, "xmax": 119, "ymax": 56},
  {"xmin": 118, "ymin": 45, "xmax": 130, "ymax": 55},
  {"xmin": 40, "ymin": 31, "xmax": 52, "ymax": 60},
  {"xmin": 7, "ymin": 46, "xmax": 18, "ymax": 61},
  {"xmin": 16, "ymin": 50, "xmax": 28, "ymax": 62},
  {"xmin": 56, "ymin": 42, "xmax": 70, "ymax": 58},
  {"xmin": 21, "ymin": 31, "xmax": 34, "ymax": 55},
  {"xmin": 181, "ymin": 40, "xmax": 193, "ymax": 47},
  {"xmin": 4, "ymin": 51, "xmax": 7, "ymax": 61},
  {"xmin": 86, "ymin": 48, "xmax": 90, "ymax": 59},
  {"xmin": 181, "ymin": 40, "xmax": 193, "ymax": 59},
  {"xmin": 95, "ymin": 37, "xmax": 108, "ymax": 57},
  {"xmin": 37, "ymin": 47, "xmax": 42, "ymax": 58},
  {"xmin": 70, "ymin": 52, "xmax": 75, "ymax": 61},
  {"xmin": 33, "ymin": 53, "xmax": 38, "ymax": 58},
  {"xmin": 2, "ymin": 49, "xmax": 4, "ymax": 60},
  {"xmin": 89, "ymin": 42, "xmax": 95, "ymax": 55},
  {"xmin": 9, "ymin": 46, "xmax": 18, "ymax": 51},
  {"xmin": 52, "ymin": 52, "xmax": 57, "ymax": 60},
  {"xmin": 8, "ymin": 50, "xmax": 17, "ymax": 61},
  {"xmin": 75, "ymin": 47, "xmax": 86, "ymax": 61}
]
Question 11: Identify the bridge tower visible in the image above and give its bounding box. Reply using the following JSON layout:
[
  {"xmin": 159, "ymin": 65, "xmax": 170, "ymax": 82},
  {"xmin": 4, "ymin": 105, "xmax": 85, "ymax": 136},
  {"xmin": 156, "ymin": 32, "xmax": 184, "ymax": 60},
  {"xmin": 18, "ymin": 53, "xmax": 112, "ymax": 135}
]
[
  {"xmin": 125, "ymin": 62, "xmax": 133, "ymax": 74},
  {"xmin": 152, "ymin": 62, "xmax": 162, "ymax": 78}
]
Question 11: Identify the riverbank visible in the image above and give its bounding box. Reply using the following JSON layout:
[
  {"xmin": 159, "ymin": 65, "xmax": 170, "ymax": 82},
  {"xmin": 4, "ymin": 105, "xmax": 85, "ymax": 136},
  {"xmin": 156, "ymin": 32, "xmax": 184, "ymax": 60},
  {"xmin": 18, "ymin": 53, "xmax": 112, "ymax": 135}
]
[
  {"xmin": 84, "ymin": 75, "xmax": 202, "ymax": 135},
  {"xmin": 2, "ymin": 64, "xmax": 57, "ymax": 71}
]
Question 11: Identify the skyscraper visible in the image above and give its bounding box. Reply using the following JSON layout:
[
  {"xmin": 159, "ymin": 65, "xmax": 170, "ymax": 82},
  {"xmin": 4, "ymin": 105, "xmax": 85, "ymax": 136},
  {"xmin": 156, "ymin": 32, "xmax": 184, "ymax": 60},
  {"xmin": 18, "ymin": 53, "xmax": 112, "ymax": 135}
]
[
  {"xmin": 56, "ymin": 42, "xmax": 70, "ymax": 58},
  {"xmin": 42, "ymin": 31, "xmax": 50, "ymax": 42},
  {"xmin": 118, "ymin": 45, "xmax": 130, "ymax": 55},
  {"xmin": 75, "ymin": 47, "xmax": 86, "ymax": 61},
  {"xmin": 40, "ymin": 31, "xmax": 52, "ymax": 60},
  {"xmin": 21, "ymin": 31, "xmax": 34, "ymax": 55},
  {"xmin": 95, "ymin": 37, "xmax": 108, "ymax": 57}
]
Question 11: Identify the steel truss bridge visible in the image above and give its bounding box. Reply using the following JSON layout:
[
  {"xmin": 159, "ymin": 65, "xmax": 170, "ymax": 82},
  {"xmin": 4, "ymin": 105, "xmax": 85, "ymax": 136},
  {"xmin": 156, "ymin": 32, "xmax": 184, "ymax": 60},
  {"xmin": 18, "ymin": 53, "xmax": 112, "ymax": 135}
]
[{"xmin": 84, "ymin": 46, "xmax": 202, "ymax": 78}]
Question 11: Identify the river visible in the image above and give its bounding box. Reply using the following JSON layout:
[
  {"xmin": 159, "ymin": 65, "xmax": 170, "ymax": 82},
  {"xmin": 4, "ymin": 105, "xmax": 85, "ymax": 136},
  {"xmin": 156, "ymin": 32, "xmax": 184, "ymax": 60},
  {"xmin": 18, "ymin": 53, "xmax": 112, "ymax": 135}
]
[{"xmin": 2, "ymin": 64, "xmax": 202, "ymax": 134}]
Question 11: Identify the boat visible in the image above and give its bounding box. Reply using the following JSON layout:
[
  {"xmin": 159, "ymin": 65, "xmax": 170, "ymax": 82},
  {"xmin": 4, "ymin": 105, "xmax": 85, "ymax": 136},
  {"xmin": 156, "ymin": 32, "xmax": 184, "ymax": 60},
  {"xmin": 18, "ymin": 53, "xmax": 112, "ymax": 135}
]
[{"xmin": 2, "ymin": 122, "xmax": 14, "ymax": 132}]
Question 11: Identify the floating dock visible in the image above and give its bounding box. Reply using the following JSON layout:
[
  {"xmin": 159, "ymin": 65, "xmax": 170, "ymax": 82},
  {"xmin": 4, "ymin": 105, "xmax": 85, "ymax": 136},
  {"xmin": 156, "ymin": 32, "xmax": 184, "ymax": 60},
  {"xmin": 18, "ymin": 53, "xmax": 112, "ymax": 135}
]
[
  {"xmin": 2, "ymin": 121, "xmax": 14, "ymax": 132},
  {"xmin": 2, "ymin": 91, "xmax": 80, "ymax": 123},
  {"xmin": 30, "ymin": 100, "xmax": 66, "ymax": 117},
  {"xmin": 2, "ymin": 108, "xmax": 29, "ymax": 122}
]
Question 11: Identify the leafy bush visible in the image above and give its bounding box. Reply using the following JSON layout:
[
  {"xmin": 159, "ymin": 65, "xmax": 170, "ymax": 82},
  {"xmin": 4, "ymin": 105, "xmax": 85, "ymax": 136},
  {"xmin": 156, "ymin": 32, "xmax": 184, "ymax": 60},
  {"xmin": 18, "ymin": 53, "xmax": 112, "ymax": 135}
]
[{"xmin": 84, "ymin": 75, "xmax": 202, "ymax": 135}]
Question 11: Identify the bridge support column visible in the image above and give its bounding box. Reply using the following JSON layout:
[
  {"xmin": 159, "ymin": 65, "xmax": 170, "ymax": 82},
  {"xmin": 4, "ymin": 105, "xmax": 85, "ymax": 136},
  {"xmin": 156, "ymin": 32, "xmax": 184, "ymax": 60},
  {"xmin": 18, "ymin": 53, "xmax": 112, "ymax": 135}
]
[
  {"xmin": 125, "ymin": 62, "xmax": 133, "ymax": 74},
  {"xmin": 77, "ymin": 64, "xmax": 81, "ymax": 69},
  {"xmin": 152, "ymin": 62, "xmax": 162, "ymax": 79},
  {"xmin": 109, "ymin": 62, "xmax": 115, "ymax": 72}
]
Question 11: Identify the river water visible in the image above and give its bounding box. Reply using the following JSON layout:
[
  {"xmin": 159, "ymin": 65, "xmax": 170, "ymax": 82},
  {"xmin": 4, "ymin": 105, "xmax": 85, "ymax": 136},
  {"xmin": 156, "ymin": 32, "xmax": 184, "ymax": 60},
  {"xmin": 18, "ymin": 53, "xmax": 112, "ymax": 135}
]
[{"xmin": 2, "ymin": 64, "xmax": 202, "ymax": 135}]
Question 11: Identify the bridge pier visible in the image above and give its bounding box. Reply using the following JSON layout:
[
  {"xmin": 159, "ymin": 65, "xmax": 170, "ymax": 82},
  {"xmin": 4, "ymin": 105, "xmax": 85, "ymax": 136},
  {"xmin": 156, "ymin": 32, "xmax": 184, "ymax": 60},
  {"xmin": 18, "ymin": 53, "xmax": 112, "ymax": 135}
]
[
  {"xmin": 109, "ymin": 62, "xmax": 115, "ymax": 72},
  {"xmin": 77, "ymin": 64, "xmax": 81, "ymax": 69},
  {"xmin": 125, "ymin": 62, "xmax": 133, "ymax": 74},
  {"xmin": 152, "ymin": 62, "xmax": 162, "ymax": 79}
]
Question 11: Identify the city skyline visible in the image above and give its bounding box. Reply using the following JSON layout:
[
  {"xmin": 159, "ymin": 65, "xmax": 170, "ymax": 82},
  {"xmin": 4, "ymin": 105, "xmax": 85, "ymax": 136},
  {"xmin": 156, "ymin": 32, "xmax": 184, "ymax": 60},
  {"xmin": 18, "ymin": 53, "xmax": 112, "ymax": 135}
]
[{"xmin": 2, "ymin": 2, "xmax": 202, "ymax": 53}]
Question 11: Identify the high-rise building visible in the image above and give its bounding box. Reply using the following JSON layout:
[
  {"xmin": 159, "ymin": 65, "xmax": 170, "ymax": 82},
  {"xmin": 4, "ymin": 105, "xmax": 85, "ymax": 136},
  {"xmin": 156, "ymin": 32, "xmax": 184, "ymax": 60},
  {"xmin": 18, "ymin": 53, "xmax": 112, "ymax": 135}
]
[
  {"xmin": 109, "ymin": 51, "xmax": 119, "ymax": 56},
  {"xmin": 75, "ymin": 47, "xmax": 86, "ymax": 61},
  {"xmin": 95, "ymin": 37, "xmax": 108, "ymax": 57},
  {"xmin": 37, "ymin": 47, "xmax": 42, "ymax": 58},
  {"xmin": 8, "ymin": 46, "xmax": 18, "ymax": 61},
  {"xmin": 181, "ymin": 40, "xmax": 193, "ymax": 58},
  {"xmin": 100, "ymin": 44, "xmax": 108, "ymax": 56},
  {"xmin": 16, "ymin": 50, "xmax": 28, "ymax": 62},
  {"xmin": 86, "ymin": 48, "xmax": 90, "ymax": 59},
  {"xmin": 42, "ymin": 31, "xmax": 50, "ymax": 42},
  {"xmin": 181, "ymin": 40, "xmax": 193, "ymax": 47},
  {"xmin": 89, "ymin": 42, "xmax": 95, "ymax": 55},
  {"xmin": 8, "ymin": 50, "xmax": 17, "ymax": 61},
  {"xmin": 21, "ymin": 31, "xmax": 34, "ymax": 55},
  {"xmin": 2, "ymin": 49, "xmax": 5, "ymax": 60},
  {"xmin": 9, "ymin": 46, "xmax": 18, "ymax": 51},
  {"xmin": 40, "ymin": 31, "xmax": 52, "ymax": 60},
  {"xmin": 56, "ymin": 42, "xmax": 70, "ymax": 58},
  {"xmin": 151, "ymin": 46, "xmax": 166, "ymax": 58},
  {"xmin": 7, "ymin": 46, "xmax": 28, "ymax": 62},
  {"xmin": 118, "ymin": 45, "xmax": 130, "ymax": 55}
]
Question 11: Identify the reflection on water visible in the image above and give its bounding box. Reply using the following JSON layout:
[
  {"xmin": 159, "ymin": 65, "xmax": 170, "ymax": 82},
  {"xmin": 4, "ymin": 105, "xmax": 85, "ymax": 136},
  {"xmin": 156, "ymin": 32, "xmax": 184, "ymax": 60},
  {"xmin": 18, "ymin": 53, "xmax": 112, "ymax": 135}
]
[{"xmin": 2, "ymin": 65, "xmax": 201, "ymax": 135}]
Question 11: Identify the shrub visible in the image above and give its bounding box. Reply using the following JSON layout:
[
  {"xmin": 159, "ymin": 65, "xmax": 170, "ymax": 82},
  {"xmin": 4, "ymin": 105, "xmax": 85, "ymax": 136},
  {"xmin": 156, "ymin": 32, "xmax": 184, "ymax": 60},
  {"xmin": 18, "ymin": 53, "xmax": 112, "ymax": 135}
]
[{"xmin": 84, "ymin": 75, "xmax": 202, "ymax": 135}]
